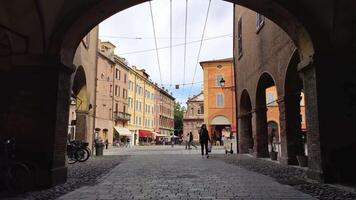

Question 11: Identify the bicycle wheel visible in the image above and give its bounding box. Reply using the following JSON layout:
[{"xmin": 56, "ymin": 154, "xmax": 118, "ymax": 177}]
[
  {"xmin": 75, "ymin": 148, "xmax": 90, "ymax": 162},
  {"xmin": 6, "ymin": 162, "xmax": 34, "ymax": 193},
  {"xmin": 67, "ymin": 151, "xmax": 77, "ymax": 164}
]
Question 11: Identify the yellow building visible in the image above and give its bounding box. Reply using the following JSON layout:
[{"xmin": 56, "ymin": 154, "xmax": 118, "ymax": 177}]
[{"xmin": 127, "ymin": 66, "xmax": 156, "ymax": 145}]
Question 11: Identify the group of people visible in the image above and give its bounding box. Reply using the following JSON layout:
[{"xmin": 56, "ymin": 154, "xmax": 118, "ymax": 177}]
[{"xmin": 186, "ymin": 124, "xmax": 211, "ymax": 158}]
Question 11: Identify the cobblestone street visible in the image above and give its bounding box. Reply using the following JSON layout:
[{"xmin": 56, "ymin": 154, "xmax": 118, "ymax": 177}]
[{"xmin": 58, "ymin": 146, "xmax": 314, "ymax": 200}]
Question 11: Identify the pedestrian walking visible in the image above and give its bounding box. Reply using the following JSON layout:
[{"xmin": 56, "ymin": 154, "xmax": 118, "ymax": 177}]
[
  {"xmin": 171, "ymin": 136, "xmax": 175, "ymax": 147},
  {"xmin": 105, "ymin": 139, "xmax": 109, "ymax": 149},
  {"xmin": 126, "ymin": 138, "xmax": 130, "ymax": 148},
  {"xmin": 185, "ymin": 133, "xmax": 191, "ymax": 149},
  {"xmin": 199, "ymin": 124, "xmax": 210, "ymax": 158},
  {"xmin": 189, "ymin": 131, "xmax": 197, "ymax": 149}
]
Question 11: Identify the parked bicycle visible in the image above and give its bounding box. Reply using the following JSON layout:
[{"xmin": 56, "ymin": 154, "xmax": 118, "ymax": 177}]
[
  {"xmin": 0, "ymin": 138, "xmax": 34, "ymax": 193},
  {"xmin": 67, "ymin": 140, "xmax": 90, "ymax": 164}
]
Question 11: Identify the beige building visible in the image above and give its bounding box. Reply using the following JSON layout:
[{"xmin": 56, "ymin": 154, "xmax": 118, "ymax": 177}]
[
  {"xmin": 94, "ymin": 41, "xmax": 130, "ymax": 146},
  {"xmin": 183, "ymin": 92, "xmax": 204, "ymax": 143},
  {"xmin": 68, "ymin": 27, "xmax": 99, "ymax": 150}
]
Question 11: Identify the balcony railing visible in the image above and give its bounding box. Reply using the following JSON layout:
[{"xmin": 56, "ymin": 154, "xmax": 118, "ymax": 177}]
[{"xmin": 113, "ymin": 111, "xmax": 131, "ymax": 121}]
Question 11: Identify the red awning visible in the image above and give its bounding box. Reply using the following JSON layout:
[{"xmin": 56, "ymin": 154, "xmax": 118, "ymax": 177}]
[{"xmin": 139, "ymin": 130, "xmax": 152, "ymax": 138}]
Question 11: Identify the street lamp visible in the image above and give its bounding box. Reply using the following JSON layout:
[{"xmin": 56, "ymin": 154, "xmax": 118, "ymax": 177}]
[{"xmin": 219, "ymin": 78, "xmax": 226, "ymax": 87}]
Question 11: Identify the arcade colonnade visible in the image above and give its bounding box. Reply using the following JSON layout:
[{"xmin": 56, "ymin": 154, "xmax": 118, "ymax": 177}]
[{"xmin": 0, "ymin": 0, "xmax": 355, "ymax": 187}]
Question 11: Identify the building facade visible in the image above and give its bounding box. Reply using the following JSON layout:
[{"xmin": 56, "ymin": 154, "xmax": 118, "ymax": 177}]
[
  {"xmin": 158, "ymin": 88, "xmax": 175, "ymax": 136},
  {"xmin": 183, "ymin": 92, "xmax": 204, "ymax": 143},
  {"xmin": 127, "ymin": 67, "xmax": 159, "ymax": 145},
  {"xmin": 94, "ymin": 41, "xmax": 130, "ymax": 146},
  {"xmin": 234, "ymin": 5, "xmax": 308, "ymax": 168},
  {"xmin": 201, "ymin": 58, "xmax": 237, "ymax": 143},
  {"xmin": 69, "ymin": 27, "xmax": 99, "ymax": 150}
]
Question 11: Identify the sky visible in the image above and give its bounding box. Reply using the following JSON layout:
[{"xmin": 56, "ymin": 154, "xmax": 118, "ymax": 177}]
[{"xmin": 99, "ymin": 0, "xmax": 233, "ymax": 105}]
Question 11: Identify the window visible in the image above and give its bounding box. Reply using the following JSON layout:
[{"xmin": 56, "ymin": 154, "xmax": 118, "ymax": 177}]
[
  {"xmin": 115, "ymin": 85, "xmax": 118, "ymax": 96},
  {"xmin": 123, "ymin": 89, "xmax": 127, "ymax": 99},
  {"xmin": 200, "ymin": 104, "xmax": 204, "ymax": 114},
  {"xmin": 256, "ymin": 13, "xmax": 265, "ymax": 32},
  {"xmin": 124, "ymin": 74, "xmax": 127, "ymax": 83},
  {"xmin": 216, "ymin": 93, "xmax": 224, "ymax": 107},
  {"xmin": 115, "ymin": 103, "xmax": 118, "ymax": 112},
  {"xmin": 123, "ymin": 105, "xmax": 126, "ymax": 113},
  {"xmin": 128, "ymin": 97, "xmax": 132, "ymax": 108},
  {"xmin": 128, "ymin": 81, "xmax": 131, "ymax": 90},
  {"xmin": 115, "ymin": 69, "xmax": 121, "ymax": 80},
  {"xmin": 139, "ymin": 102, "xmax": 142, "ymax": 111},
  {"xmin": 237, "ymin": 17, "xmax": 243, "ymax": 58},
  {"xmin": 216, "ymin": 75, "xmax": 224, "ymax": 86},
  {"xmin": 109, "ymin": 85, "xmax": 113, "ymax": 95}
]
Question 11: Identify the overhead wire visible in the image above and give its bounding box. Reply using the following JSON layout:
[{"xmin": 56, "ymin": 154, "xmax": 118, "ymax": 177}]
[
  {"xmin": 188, "ymin": 0, "xmax": 212, "ymax": 97},
  {"xmin": 117, "ymin": 34, "xmax": 232, "ymax": 55},
  {"xmin": 170, "ymin": 0, "xmax": 173, "ymax": 89},
  {"xmin": 183, "ymin": 0, "xmax": 188, "ymax": 96},
  {"xmin": 148, "ymin": 1, "xmax": 163, "ymax": 86}
]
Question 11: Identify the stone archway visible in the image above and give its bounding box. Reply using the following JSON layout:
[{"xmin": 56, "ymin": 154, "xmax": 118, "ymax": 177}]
[
  {"xmin": 253, "ymin": 72, "xmax": 277, "ymax": 158},
  {"xmin": 238, "ymin": 89, "xmax": 253, "ymax": 153},
  {"xmin": 54, "ymin": 0, "xmax": 314, "ymax": 67},
  {"xmin": 278, "ymin": 50, "xmax": 306, "ymax": 165},
  {"xmin": 3, "ymin": 0, "xmax": 356, "ymax": 187},
  {"xmin": 70, "ymin": 65, "xmax": 89, "ymax": 142}
]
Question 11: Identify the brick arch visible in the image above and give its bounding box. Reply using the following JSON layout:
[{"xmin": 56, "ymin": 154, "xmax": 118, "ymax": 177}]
[
  {"xmin": 278, "ymin": 49, "xmax": 306, "ymax": 165},
  {"xmin": 72, "ymin": 65, "xmax": 88, "ymax": 112},
  {"xmin": 51, "ymin": 0, "xmax": 314, "ymax": 66},
  {"xmin": 253, "ymin": 72, "xmax": 277, "ymax": 158},
  {"xmin": 238, "ymin": 89, "xmax": 253, "ymax": 153}
]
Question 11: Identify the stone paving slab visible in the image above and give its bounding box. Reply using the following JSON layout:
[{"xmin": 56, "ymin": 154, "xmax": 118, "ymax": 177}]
[{"xmin": 58, "ymin": 151, "xmax": 315, "ymax": 200}]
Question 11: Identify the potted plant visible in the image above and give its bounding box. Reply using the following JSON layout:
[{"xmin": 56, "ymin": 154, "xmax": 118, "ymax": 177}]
[
  {"xmin": 269, "ymin": 129, "xmax": 278, "ymax": 160},
  {"xmin": 296, "ymin": 130, "xmax": 308, "ymax": 167}
]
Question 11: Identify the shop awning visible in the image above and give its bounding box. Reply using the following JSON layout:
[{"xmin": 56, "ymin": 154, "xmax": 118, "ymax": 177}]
[
  {"xmin": 139, "ymin": 130, "xmax": 152, "ymax": 138},
  {"xmin": 152, "ymin": 132, "xmax": 166, "ymax": 137},
  {"xmin": 114, "ymin": 127, "xmax": 132, "ymax": 137}
]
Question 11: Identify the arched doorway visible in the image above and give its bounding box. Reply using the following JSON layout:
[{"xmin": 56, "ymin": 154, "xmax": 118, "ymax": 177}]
[
  {"xmin": 210, "ymin": 115, "xmax": 231, "ymax": 145},
  {"xmin": 69, "ymin": 66, "xmax": 89, "ymax": 142},
  {"xmin": 280, "ymin": 50, "xmax": 307, "ymax": 165},
  {"xmin": 254, "ymin": 72, "xmax": 278, "ymax": 158},
  {"xmin": 238, "ymin": 90, "xmax": 253, "ymax": 153}
]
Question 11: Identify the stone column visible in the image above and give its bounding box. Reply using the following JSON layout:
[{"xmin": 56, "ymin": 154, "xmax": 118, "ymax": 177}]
[
  {"xmin": 0, "ymin": 62, "xmax": 74, "ymax": 188},
  {"xmin": 75, "ymin": 111, "xmax": 89, "ymax": 141},
  {"xmin": 278, "ymin": 94, "xmax": 304, "ymax": 165},
  {"xmin": 252, "ymin": 106, "xmax": 269, "ymax": 158},
  {"xmin": 238, "ymin": 113, "xmax": 252, "ymax": 153},
  {"xmin": 298, "ymin": 50, "xmax": 356, "ymax": 182}
]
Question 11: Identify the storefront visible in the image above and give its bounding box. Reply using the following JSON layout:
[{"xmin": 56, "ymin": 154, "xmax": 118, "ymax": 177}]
[
  {"xmin": 138, "ymin": 130, "xmax": 153, "ymax": 145},
  {"xmin": 114, "ymin": 127, "xmax": 133, "ymax": 147}
]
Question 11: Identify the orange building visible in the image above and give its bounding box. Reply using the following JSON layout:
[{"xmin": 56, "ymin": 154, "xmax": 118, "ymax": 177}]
[{"xmin": 201, "ymin": 58, "xmax": 236, "ymax": 143}]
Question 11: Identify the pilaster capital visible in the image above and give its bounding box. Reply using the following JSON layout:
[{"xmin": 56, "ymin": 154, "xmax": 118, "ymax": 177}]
[{"xmin": 297, "ymin": 56, "xmax": 314, "ymax": 73}]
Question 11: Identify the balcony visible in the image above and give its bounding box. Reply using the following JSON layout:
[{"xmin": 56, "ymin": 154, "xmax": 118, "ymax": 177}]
[{"xmin": 113, "ymin": 111, "xmax": 131, "ymax": 122}]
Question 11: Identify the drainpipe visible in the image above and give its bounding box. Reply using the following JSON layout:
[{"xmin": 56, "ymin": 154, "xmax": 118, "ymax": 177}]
[
  {"xmin": 232, "ymin": 4, "xmax": 239, "ymax": 153},
  {"xmin": 93, "ymin": 30, "xmax": 99, "ymax": 154}
]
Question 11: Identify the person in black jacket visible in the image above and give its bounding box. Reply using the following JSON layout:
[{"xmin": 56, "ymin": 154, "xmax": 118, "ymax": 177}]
[{"xmin": 199, "ymin": 124, "xmax": 211, "ymax": 158}]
